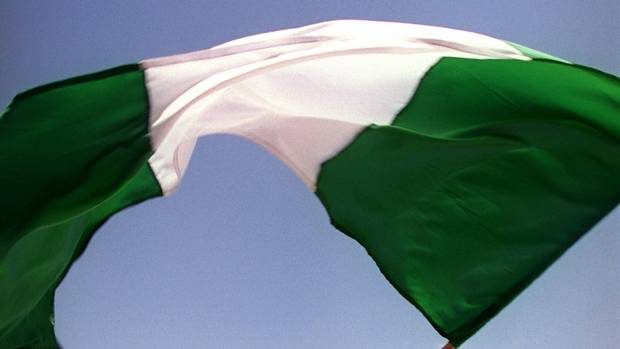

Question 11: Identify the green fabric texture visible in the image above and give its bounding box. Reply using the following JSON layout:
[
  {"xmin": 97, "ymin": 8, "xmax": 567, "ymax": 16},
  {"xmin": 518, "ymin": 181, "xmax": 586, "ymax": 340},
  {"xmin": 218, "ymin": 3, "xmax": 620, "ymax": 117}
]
[
  {"xmin": 0, "ymin": 65, "xmax": 162, "ymax": 348},
  {"xmin": 316, "ymin": 58, "xmax": 620, "ymax": 346},
  {"xmin": 505, "ymin": 41, "xmax": 570, "ymax": 63}
]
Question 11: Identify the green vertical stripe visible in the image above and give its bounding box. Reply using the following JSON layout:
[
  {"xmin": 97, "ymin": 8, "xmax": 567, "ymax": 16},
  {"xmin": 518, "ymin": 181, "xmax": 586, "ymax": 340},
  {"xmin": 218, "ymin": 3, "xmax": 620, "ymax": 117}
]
[
  {"xmin": 316, "ymin": 58, "xmax": 620, "ymax": 346},
  {"xmin": 0, "ymin": 65, "xmax": 162, "ymax": 348}
]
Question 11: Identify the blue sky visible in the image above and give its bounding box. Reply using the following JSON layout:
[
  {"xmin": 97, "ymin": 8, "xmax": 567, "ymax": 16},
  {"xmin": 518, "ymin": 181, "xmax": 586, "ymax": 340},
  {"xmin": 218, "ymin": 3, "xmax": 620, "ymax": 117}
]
[{"xmin": 1, "ymin": 1, "xmax": 618, "ymax": 348}]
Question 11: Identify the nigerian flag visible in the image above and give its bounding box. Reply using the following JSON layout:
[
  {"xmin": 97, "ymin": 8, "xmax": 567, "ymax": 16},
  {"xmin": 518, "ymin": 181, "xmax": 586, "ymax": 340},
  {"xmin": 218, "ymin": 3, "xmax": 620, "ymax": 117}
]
[{"xmin": 1, "ymin": 20, "xmax": 619, "ymax": 348}]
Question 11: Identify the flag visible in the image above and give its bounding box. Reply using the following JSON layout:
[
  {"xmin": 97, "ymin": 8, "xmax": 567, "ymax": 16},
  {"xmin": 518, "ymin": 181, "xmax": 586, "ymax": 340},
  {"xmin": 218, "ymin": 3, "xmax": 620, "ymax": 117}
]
[{"xmin": 1, "ymin": 20, "xmax": 619, "ymax": 348}]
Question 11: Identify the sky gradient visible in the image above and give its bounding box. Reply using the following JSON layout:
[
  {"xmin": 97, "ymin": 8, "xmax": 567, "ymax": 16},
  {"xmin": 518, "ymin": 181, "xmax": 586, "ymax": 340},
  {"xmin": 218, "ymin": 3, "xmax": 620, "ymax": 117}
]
[{"xmin": 1, "ymin": 1, "xmax": 619, "ymax": 348}]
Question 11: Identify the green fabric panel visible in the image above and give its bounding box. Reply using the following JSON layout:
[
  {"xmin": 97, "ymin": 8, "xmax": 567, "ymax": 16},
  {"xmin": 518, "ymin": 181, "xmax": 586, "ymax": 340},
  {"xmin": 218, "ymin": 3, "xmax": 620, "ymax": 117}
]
[
  {"xmin": 0, "ymin": 65, "xmax": 162, "ymax": 348},
  {"xmin": 505, "ymin": 41, "xmax": 569, "ymax": 63},
  {"xmin": 316, "ymin": 58, "xmax": 620, "ymax": 346}
]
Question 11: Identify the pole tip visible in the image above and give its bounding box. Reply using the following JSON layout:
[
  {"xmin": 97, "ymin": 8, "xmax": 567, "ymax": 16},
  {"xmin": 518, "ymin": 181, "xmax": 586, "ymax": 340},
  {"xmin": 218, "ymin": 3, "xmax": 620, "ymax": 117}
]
[{"xmin": 441, "ymin": 342, "xmax": 455, "ymax": 349}]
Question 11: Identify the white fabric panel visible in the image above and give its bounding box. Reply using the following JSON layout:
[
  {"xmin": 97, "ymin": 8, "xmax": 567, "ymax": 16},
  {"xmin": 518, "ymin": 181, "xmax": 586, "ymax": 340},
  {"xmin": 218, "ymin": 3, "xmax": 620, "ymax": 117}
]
[{"xmin": 143, "ymin": 20, "xmax": 529, "ymax": 195}]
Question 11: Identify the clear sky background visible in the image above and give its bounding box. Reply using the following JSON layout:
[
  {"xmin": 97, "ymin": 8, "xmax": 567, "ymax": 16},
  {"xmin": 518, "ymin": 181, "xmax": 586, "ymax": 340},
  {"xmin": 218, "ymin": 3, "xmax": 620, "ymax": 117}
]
[{"xmin": 1, "ymin": 1, "xmax": 619, "ymax": 348}]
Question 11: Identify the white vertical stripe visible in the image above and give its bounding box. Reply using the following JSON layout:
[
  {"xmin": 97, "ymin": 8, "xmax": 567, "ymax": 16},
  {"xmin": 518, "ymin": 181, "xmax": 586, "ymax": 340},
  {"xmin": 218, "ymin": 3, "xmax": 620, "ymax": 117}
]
[{"xmin": 143, "ymin": 20, "xmax": 528, "ymax": 195}]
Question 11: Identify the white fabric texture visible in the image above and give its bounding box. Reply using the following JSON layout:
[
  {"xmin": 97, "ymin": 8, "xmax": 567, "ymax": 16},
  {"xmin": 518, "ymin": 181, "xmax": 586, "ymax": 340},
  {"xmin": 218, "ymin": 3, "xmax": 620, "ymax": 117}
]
[{"xmin": 142, "ymin": 20, "xmax": 528, "ymax": 195}]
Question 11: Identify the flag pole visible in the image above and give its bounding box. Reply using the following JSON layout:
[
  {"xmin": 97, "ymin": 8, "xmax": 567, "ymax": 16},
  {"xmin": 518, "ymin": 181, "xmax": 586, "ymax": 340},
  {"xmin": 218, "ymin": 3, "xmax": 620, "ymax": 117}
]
[{"xmin": 441, "ymin": 342, "xmax": 455, "ymax": 349}]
